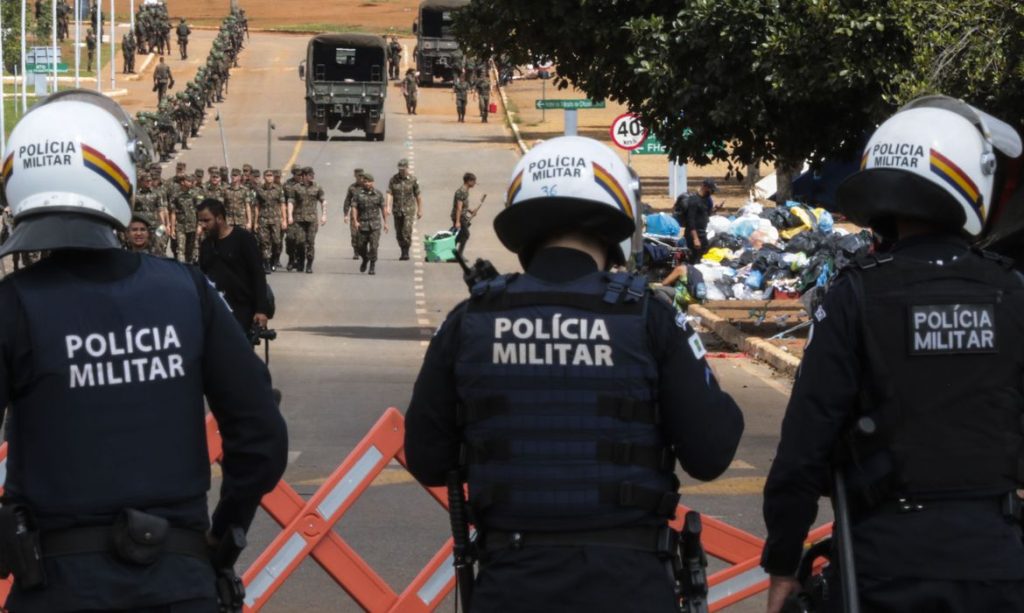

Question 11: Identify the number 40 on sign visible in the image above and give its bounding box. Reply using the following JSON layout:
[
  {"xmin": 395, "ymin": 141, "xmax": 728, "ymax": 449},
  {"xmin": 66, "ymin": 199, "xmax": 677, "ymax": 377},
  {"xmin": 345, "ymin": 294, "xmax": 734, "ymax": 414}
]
[{"xmin": 610, "ymin": 113, "xmax": 648, "ymax": 151}]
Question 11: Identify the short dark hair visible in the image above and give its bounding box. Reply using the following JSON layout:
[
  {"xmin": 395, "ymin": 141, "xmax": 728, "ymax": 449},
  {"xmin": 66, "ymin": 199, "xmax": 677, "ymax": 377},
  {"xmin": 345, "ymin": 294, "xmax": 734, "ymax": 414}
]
[
  {"xmin": 197, "ymin": 198, "xmax": 226, "ymax": 219},
  {"xmin": 464, "ymin": 172, "xmax": 476, "ymax": 183}
]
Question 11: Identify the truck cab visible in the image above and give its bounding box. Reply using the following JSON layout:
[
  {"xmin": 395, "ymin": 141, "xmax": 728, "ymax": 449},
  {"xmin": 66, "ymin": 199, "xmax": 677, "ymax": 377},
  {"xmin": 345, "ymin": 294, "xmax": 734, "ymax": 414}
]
[
  {"xmin": 413, "ymin": 0, "xmax": 469, "ymax": 86},
  {"xmin": 300, "ymin": 33, "xmax": 387, "ymax": 141}
]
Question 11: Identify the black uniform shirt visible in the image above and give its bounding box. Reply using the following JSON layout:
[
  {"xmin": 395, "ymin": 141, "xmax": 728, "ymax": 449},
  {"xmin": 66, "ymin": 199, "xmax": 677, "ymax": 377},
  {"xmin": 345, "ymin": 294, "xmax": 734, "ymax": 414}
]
[
  {"xmin": 684, "ymin": 193, "xmax": 712, "ymax": 236},
  {"xmin": 198, "ymin": 226, "xmax": 269, "ymax": 330},
  {"xmin": 0, "ymin": 249, "xmax": 287, "ymax": 611},
  {"xmin": 762, "ymin": 234, "xmax": 1024, "ymax": 581},
  {"xmin": 405, "ymin": 247, "xmax": 745, "ymax": 509}
]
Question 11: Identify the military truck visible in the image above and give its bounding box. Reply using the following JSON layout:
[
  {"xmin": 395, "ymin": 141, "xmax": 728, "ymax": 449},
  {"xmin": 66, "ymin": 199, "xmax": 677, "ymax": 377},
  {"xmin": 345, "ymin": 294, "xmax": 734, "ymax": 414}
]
[
  {"xmin": 413, "ymin": 0, "xmax": 469, "ymax": 86},
  {"xmin": 299, "ymin": 33, "xmax": 387, "ymax": 141}
]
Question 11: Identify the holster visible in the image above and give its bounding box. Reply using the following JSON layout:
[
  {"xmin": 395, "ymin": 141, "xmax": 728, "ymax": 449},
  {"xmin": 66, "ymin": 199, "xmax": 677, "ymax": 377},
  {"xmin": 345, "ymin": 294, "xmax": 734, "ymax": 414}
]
[
  {"xmin": 0, "ymin": 505, "xmax": 46, "ymax": 590},
  {"xmin": 112, "ymin": 508, "xmax": 169, "ymax": 566}
]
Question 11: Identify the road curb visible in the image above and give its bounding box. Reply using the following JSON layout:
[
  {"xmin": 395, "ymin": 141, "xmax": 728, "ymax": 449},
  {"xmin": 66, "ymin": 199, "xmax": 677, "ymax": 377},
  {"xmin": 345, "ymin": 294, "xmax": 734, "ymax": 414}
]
[
  {"xmin": 493, "ymin": 62, "xmax": 532, "ymax": 154},
  {"xmin": 689, "ymin": 305, "xmax": 802, "ymax": 377},
  {"xmin": 122, "ymin": 53, "xmax": 156, "ymax": 81}
]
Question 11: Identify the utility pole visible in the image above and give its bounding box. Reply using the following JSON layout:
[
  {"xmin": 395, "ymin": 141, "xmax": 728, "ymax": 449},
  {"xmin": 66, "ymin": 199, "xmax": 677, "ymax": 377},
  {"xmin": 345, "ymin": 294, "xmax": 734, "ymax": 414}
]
[
  {"xmin": 20, "ymin": 0, "xmax": 27, "ymax": 112},
  {"xmin": 108, "ymin": 0, "xmax": 113, "ymax": 90},
  {"xmin": 74, "ymin": 0, "xmax": 80, "ymax": 87}
]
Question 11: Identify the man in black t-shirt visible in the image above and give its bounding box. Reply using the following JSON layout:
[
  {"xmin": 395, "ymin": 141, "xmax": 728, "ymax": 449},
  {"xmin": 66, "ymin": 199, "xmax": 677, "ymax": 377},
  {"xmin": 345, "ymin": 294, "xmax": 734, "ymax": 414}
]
[{"xmin": 197, "ymin": 198, "xmax": 270, "ymax": 334}]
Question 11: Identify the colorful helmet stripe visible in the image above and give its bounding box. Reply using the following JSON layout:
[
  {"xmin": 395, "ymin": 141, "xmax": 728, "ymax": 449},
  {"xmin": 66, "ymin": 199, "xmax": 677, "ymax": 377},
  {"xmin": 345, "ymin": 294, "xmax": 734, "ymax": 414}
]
[
  {"xmin": 506, "ymin": 170, "xmax": 524, "ymax": 205},
  {"xmin": 82, "ymin": 144, "xmax": 132, "ymax": 203},
  {"xmin": 592, "ymin": 162, "xmax": 633, "ymax": 219},
  {"xmin": 1, "ymin": 153, "xmax": 13, "ymax": 184},
  {"xmin": 929, "ymin": 148, "xmax": 981, "ymax": 213}
]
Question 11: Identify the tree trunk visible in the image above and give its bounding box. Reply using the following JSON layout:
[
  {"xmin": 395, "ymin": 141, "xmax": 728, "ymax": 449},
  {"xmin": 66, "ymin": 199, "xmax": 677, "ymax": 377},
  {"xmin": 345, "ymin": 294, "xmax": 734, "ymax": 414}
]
[
  {"xmin": 743, "ymin": 158, "xmax": 762, "ymax": 198},
  {"xmin": 774, "ymin": 159, "xmax": 801, "ymax": 204},
  {"xmin": 230, "ymin": 0, "xmax": 240, "ymax": 12}
]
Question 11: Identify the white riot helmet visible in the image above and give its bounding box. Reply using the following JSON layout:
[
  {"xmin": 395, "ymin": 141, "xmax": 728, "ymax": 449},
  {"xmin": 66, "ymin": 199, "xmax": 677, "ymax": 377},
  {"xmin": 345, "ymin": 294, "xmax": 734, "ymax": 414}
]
[
  {"xmin": 837, "ymin": 94, "xmax": 1022, "ymax": 237},
  {"xmin": 495, "ymin": 136, "xmax": 640, "ymax": 267},
  {"xmin": 1, "ymin": 89, "xmax": 153, "ymax": 255}
]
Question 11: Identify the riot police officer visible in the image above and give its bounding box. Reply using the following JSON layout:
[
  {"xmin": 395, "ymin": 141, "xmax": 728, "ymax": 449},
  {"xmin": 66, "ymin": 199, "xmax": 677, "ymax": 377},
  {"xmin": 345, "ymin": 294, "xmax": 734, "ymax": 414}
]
[
  {"xmin": 404, "ymin": 136, "xmax": 744, "ymax": 613},
  {"xmin": 0, "ymin": 90, "xmax": 288, "ymax": 612},
  {"xmin": 762, "ymin": 95, "xmax": 1024, "ymax": 612}
]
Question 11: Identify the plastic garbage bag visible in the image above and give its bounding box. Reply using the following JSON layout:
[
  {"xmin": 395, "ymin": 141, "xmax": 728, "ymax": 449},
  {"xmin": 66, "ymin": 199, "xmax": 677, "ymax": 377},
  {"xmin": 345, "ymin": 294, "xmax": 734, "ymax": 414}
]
[
  {"xmin": 645, "ymin": 213, "xmax": 680, "ymax": 237},
  {"xmin": 745, "ymin": 269, "xmax": 765, "ymax": 289},
  {"xmin": 707, "ymin": 215, "xmax": 733, "ymax": 236},
  {"xmin": 710, "ymin": 233, "xmax": 745, "ymax": 251},
  {"xmin": 738, "ymin": 202, "xmax": 764, "ymax": 217},
  {"xmin": 706, "ymin": 280, "xmax": 728, "ymax": 301},
  {"xmin": 730, "ymin": 216, "xmax": 761, "ymax": 238},
  {"xmin": 784, "ymin": 231, "xmax": 826, "ymax": 255},
  {"xmin": 702, "ymin": 248, "xmax": 734, "ymax": 264},
  {"xmin": 817, "ymin": 209, "xmax": 834, "ymax": 232}
]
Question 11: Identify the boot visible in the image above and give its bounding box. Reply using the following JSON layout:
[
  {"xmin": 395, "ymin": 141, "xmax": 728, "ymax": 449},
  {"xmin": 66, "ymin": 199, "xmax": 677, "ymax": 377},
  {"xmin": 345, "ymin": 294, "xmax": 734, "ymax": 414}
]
[
  {"xmin": 368, "ymin": 261, "xmax": 376, "ymax": 275},
  {"xmin": 264, "ymin": 260, "xmax": 273, "ymax": 274},
  {"xmin": 400, "ymin": 247, "xmax": 409, "ymax": 261},
  {"xmin": 360, "ymin": 257, "xmax": 368, "ymax": 273},
  {"xmin": 352, "ymin": 251, "xmax": 359, "ymax": 260},
  {"xmin": 305, "ymin": 257, "xmax": 313, "ymax": 274}
]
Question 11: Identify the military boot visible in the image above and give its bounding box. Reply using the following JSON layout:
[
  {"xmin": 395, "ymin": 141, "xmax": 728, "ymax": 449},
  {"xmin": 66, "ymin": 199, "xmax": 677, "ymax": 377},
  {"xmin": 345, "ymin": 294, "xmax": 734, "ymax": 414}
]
[
  {"xmin": 400, "ymin": 247, "xmax": 409, "ymax": 261},
  {"xmin": 360, "ymin": 257, "xmax": 368, "ymax": 273},
  {"xmin": 263, "ymin": 259, "xmax": 273, "ymax": 274},
  {"xmin": 368, "ymin": 261, "xmax": 376, "ymax": 275},
  {"xmin": 305, "ymin": 257, "xmax": 313, "ymax": 274}
]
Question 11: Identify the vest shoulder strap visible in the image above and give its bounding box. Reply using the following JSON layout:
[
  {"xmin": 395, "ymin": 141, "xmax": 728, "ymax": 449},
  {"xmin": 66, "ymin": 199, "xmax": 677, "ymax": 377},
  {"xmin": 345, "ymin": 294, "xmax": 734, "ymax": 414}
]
[{"xmin": 853, "ymin": 253, "xmax": 895, "ymax": 271}]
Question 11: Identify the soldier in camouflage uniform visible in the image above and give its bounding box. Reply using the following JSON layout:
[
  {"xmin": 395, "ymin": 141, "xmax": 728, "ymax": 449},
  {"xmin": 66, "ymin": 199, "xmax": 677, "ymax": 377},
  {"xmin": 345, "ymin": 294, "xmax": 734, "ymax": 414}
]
[
  {"xmin": 352, "ymin": 173, "xmax": 388, "ymax": 275},
  {"xmin": 133, "ymin": 173, "xmax": 168, "ymax": 256},
  {"xmin": 453, "ymin": 71, "xmax": 469, "ymax": 123},
  {"xmin": 282, "ymin": 165, "xmax": 303, "ymax": 269},
  {"xmin": 402, "ymin": 69, "xmax": 418, "ymax": 115},
  {"xmin": 386, "ymin": 159, "xmax": 422, "ymax": 260},
  {"xmin": 255, "ymin": 169, "xmax": 287, "ymax": 273},
  {"xmin": 164, "ymin": 162, "xmax": 187, "ymax": 257},
  {"xmin": 203, "ymin": 167, "xmax": 228, "ymax": 211},
  {"xmin": 452, "ymin": 172, "xmax": 477, "ymax": 258},
  {"xmin": 224, "ymin": 168, "xmax": 252, "ymax": 228},
  {"xmin": 342, "ymin": 168, "xmax": 365, "ymax": 260},
  {"xmin": 171, "ymin": 173, "xmax": 203, "ymax": 263},
  {"xmin": 474, "ymin": 70, "xmax": 492, "ymax": 123},
  {"xmin": 286, "ymin": 167, "xmax": 327, "ymax": 273}
]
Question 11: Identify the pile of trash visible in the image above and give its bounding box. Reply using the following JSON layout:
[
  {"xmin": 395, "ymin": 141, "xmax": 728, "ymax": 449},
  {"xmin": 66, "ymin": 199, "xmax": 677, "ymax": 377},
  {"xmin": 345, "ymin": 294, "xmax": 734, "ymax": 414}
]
[{"xmin": 644, "ymin": 201, "xmax": 873, "ymax": 302}]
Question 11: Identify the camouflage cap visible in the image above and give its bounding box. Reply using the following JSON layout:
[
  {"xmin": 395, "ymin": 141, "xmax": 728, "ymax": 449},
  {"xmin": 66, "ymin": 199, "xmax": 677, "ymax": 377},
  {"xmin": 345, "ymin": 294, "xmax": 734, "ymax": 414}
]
[
  {"xmin": 195, "ymin": 168, "xmax": 205, "ymax": 177},
  {"xmin": 176, "ymin": 161, "xmax": 187, "ymax": 169},
  {"xmin": 148, "ymin": 162, "xmax": 162, "ymax": 172},
  {"xmin": 361, "ymin": 172, "xmax": 375, "ymax": 182},
  {"xmin": 354, "ymin": 167, "xmax": 364, "ymax": 175},
  {"xmin": 397, "ymin": 159, "xmax": 409, "ymax": 168},
  {"xmin": 273, "ymin": 170, "xmax": 282, "ymax": 177},
  {"xmin": 219, "ymin": 166, "xmax": 228, "ymax": 173},
  {"xmin": 129, "ymin": 214, "xmax": 152, "ymax": 227},
  {"xmin": 242, "ymin": 163, "xmax": 253, "ymax": 171},
  {"xmin": 231, "ymin": 168, "xmax": 241, "ymax": 176},
  {"xmin": 303, "ymin": 166, "xmax": 315, "ymax": 174},
  {"xmin": 208, "ymin": 166, "xmax": 219, "ymax": 174},
  {"xmin": 291, "ymin": 165, "xmax": 301, "ymax": 173},
  {"xmin": 251, "ymin": 169, "xmax": 261, "ymax": 177}
]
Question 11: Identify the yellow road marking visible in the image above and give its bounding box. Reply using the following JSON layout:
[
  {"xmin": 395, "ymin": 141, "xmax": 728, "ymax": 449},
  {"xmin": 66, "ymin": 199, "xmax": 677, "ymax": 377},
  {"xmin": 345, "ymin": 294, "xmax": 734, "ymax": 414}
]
[
  {"xmin": 294, "ymin": 467, "xmax": 417, "ymax": 488},
  {"xmin": 681, "ymin": 476, "xmax": 766, "ymax": 496},
  {"xmin": 283, "ymin": 125, "xmax": 307, "ymax": 171},
  {"xmin": 729, "ymin": 459, "xmax": 756, "ymax": 470}
]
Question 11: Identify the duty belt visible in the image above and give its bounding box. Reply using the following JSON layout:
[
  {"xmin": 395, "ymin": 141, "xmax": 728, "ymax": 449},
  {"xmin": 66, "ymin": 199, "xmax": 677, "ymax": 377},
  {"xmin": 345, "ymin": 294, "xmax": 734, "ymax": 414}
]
[
  {"xmin": 480, "ymin": 525, "xmax": 676, "ymax": 555},
  {"xmin": 869, "ymin": 492, "xmax": 1023, "ymax": 521},
  {"xmin": 41, "ymin": 526, "xmax": 209, "ymax": 559}
]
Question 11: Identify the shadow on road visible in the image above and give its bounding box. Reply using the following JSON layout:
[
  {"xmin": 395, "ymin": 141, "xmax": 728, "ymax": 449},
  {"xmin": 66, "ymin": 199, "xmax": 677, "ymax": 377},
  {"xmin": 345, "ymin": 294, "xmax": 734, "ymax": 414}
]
[
  {"xmin": 278, "ymin": 134, "xmax": 375, "ymax": 143},
  {"xmin": 286, "ymin": 325, "xmax": 431, "ymax": 341}
]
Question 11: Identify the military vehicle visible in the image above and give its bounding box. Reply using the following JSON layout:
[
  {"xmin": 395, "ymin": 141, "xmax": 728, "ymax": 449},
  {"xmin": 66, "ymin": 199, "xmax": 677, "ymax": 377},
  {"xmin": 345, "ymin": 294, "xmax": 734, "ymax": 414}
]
[
  {"xmin": 413, "ymin": 0, "xmax": 469, "ymax": 86},
  {"xmin": 299, "ymin": 33, "xmax": 387, "ymax": 141}
]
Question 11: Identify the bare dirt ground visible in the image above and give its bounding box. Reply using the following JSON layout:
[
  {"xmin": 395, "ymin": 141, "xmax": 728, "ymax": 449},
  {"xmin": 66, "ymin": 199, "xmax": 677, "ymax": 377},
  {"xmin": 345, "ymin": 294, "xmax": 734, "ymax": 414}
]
[{"xmin": 164, "ymin": 0, "xmax": 420, "ymax": 33}]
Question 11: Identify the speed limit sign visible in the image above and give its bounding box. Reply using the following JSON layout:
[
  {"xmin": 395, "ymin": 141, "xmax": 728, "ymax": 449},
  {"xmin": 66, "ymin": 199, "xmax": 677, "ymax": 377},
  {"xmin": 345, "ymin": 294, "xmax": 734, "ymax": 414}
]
[{"xmin": 609, "ymin": 113, "xmax": 648, "ymax": 150}]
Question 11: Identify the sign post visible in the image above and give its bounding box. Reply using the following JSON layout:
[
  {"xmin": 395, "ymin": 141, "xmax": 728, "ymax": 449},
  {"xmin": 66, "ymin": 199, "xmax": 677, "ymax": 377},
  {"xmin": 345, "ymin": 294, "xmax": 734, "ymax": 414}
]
[{"xmin": 534, "ymin": 99, "xmax": 606, "ymax": 136}]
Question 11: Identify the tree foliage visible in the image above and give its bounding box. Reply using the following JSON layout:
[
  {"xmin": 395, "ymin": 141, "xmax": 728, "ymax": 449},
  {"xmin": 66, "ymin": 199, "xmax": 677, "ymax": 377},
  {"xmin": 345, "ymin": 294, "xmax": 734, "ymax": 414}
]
[{"xmin": 456, "ymin": 1, "xmax": 1020, "ymax": 188}]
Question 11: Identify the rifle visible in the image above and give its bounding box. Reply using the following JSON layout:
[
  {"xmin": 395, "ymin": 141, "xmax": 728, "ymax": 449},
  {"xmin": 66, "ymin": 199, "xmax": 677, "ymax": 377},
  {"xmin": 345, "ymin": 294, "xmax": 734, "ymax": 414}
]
[
  {"xmin": 677, "ymin": 512, "xmax": 709, "ymax": 613},
  {"xmin": 453, "ymin": 249, "xmax": 499, "ymax": 291},
  {"xmin": 832, "ymin": 469, "xmax": 860, "ymax": 613},
  {"xmin": 466, "ymin": 194, "xmax": 487, "ymax": 219},
  {"xmin": 447, "ymin": 471, "xmax": 475, "ymax": 611}
]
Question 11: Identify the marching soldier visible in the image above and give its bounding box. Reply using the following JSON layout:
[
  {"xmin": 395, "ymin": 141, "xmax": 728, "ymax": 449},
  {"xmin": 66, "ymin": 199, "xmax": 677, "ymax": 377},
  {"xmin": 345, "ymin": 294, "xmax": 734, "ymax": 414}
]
[
  {"xmin": 453, "ymin": 72, "xmax": 469, "ymax": 123},
  {"xmin": 176, "ymin": 18, "xmax": 191, "ymax": 60},
  {"xmin": 286, "ymin": 167, "xmax": 327, "ymax": 274},
  {"xmin": 386, "ymin": 159, "xmax": 422, "ymax": 261},
  {"xmin": 343, "ymin": 168, "xmax": 365, "ymax": 260},
  {"xmin": 474, "ymin": 69, "xmax": 492, "ymax": 123},
  {"xmin": 224, "ymin": 169, "xmax": 253, "ymax": 229},
  {"xmin": 402, "ymin": 68, "xmax": 418, "ymax": 115},
  {"xmin": 352, "ymin": 173, "xmax": 387, "ymax": 275},
  {"xmin": 153, "ymin": 56, "xmax": 174, "ymax": 104},
  {"xmin": 255, "ymin": 169, "xmax": 287, "ymax": 273},
  {"xmin": 122, "ymin": 31, "xmax": 136, "ymax": 74}
]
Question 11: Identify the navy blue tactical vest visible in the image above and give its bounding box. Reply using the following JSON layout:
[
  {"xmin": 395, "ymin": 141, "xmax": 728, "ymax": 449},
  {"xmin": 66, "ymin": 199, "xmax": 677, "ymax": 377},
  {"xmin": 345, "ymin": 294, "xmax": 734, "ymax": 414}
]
[
  {"xmin": 456, "ymin": 271, "xmax": 679, "ymax": 531},
  {"xmin": 5, "ymin": 256, "xmax": 209, "ymax": 517},
  {"xmin": 848, "ymin": 250, "xmax": 1024, "ymax": 503}
]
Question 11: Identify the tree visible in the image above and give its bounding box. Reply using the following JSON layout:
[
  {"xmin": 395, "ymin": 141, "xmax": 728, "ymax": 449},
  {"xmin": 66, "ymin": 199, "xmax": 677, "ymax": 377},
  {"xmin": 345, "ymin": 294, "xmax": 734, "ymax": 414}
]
[
  {"xmin": 2, "ymin": 0, "xmax": 23, "ymax": 75},
  {"xmin": 901, "ymin": 0, "xmax": 1024, "ymax": 134},
  {"xmin": 456, "ymin": 1, "xmax": 914, "ymax": 201}
]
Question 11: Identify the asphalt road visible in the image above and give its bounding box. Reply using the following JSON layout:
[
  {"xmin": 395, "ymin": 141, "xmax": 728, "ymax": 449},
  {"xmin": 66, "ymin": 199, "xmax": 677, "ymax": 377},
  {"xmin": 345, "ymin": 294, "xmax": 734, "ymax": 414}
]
[{"xmin": 147, "ymin": 32, "xmax": 805, "ymax": 613}]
